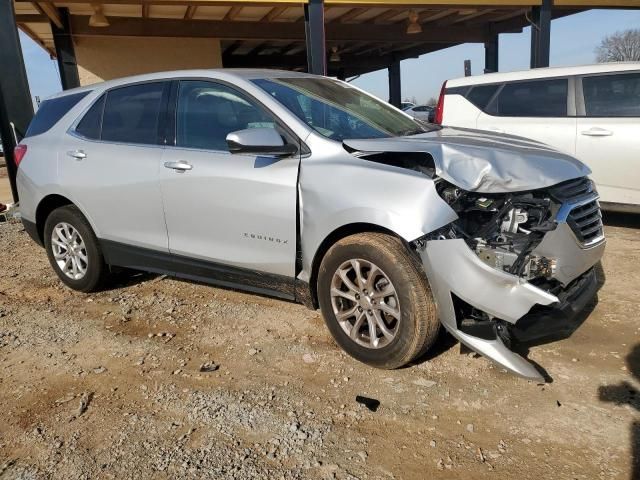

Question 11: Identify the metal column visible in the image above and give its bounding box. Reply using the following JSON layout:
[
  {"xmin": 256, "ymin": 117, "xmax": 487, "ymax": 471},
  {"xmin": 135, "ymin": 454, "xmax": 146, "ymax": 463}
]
[
  {"xmin": 52, "ymin": 8, "xmax": 80, "ymax": 90},
  {"xmin": 484, "ymin": 35, "xmax": 499, "ymax": 73},
  {"xmin": 304, "ymin": 0, "xmax": 326, "ymax": 75},
  {"xmin": 0, "ymin": 0, "xmax": 35, "ymax": 202},
  {"xmin": 388, "ymin": 60, "xmax": 401, "ymax": 108},
  {"xmin": 530, "ymin": 0, "xmax": 552, "ymax": 68}
]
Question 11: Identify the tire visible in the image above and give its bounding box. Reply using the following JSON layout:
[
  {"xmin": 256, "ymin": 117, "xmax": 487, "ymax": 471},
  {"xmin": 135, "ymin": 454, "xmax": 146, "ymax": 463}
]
[
  {"xmin": 43, "ymin": 205, "xmax": 108, "ymax": 292},
  {"xmin": 317, "ymin": 232, "xmax": 440, "ymax": 369}
]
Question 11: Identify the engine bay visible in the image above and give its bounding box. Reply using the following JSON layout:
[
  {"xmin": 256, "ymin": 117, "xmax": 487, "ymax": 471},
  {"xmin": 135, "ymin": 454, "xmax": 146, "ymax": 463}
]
[{"xmin": 432, "ymin": 179, "xmax": 559, "ymax": 281}]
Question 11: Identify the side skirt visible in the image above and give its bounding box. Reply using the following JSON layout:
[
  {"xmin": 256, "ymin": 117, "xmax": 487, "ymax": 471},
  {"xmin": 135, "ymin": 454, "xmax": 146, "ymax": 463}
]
[{"xmin": 100, "ymin": 239, "xmax": 298, "ymax": 302}]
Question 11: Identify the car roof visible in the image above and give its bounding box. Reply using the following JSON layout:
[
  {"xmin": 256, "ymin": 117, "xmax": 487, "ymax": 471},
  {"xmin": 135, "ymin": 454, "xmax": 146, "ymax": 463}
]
[
  {"xmin": 447, "ymin": 62, "xmax": 640, "ymax": 87},
  {"xmin": 44, "ymin": 68, "xmax": 320, "ymax": 101}
]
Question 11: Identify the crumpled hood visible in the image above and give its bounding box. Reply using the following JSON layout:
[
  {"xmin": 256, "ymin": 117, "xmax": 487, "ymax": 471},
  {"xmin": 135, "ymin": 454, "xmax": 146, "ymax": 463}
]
[{"xmin": 343, "ymin": 127, "xmax": 591, "ymax": 193}]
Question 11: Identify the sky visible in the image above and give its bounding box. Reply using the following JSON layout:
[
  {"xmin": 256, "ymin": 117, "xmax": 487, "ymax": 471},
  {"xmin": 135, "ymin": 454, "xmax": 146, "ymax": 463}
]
[{"xmin": 18, "ymin": 8, "xmax": 640, "ymax": 106}]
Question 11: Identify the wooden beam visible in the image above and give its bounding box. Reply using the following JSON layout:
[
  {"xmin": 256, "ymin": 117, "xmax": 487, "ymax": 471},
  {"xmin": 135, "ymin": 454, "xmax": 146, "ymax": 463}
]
[
  {"xmin": 33, "ymin": 1, "xmax": 62, "ymax": 28},
  {"xmin": 447, "ymin": 8, "xmax": 494, "ymax": 24},
  {"xmin": 69, "ymin": 15, "xmax": 490, "ymax": 43},
  {"xmin": 142, "ymin": 4, "xmax": 150, "ymax": 17},
  {"xmin": 261, "ymin": 6, "xmax": 288, "ymax": 21},
  {"xmin": 370, "ymin": 8, "xmax": 403, "ymax": 24},
  {"xmin": 15, "ymin": 14, "xmax": 48, "ymax": 22},
  {"xmin": 419, "ymin": 9, "xmax": 457, "ymax": 24},
  {"xmin": 330, "ymin": 7, "xmax": 366, "ymax": 23},
  {"xmin": 184, "ymin": 5, "xmax": 197, "ymax": 19},
  {"xmin": 18, "ymin": 22, "xmax": 54, "ymax": 55},
  {"xmin": 223, "ymin": 5, "xmax": 242, "ymax": 20}
]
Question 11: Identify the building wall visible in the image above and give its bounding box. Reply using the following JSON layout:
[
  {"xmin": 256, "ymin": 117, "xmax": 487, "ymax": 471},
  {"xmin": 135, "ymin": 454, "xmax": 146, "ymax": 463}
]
[{"xmin": 74, "ymin": 37, "xmax": 222, "ymax": 86}]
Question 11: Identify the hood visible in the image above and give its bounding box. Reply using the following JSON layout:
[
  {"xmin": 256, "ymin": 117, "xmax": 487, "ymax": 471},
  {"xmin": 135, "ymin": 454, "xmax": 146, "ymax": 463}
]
[{"xmin": 343, "ymin": 127, "xmax": 591, "ymax": 193}]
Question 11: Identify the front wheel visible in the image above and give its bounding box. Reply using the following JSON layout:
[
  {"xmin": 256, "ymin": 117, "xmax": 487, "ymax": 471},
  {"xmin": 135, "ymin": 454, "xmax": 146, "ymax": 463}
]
[
  {"xmin": 43, "ymin": 205, "xmax": 108, "ymax": 292},
  {"xmin": 317, "ymin": 232, "xmax": 439, "ymax": 369}
]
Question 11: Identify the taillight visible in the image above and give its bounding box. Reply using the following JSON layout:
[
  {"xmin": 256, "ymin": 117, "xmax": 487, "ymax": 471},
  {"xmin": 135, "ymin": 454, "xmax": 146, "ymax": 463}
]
[
  {"xmin": 14, "ymin": 144, "xmax": 27, "ymax": 167},
  {"xmin": 433, "ymin": 81, "xmax": 447, "ymax": 125}
]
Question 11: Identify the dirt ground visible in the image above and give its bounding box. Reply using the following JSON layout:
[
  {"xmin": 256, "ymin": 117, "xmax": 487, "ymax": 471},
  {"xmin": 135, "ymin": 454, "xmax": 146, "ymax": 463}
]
[{"xmin": 0, "ymin": 215, "xmax": 639, "ymax": 480}]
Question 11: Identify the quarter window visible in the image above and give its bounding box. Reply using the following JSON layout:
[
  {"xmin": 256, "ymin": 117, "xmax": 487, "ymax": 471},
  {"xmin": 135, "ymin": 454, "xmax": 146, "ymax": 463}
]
[
  {"xmin": 101, "ymin": 82, "xmax": 166, "ymax": 145},
  {"xmin": 176, "ymin": 81, "xmax": 276, "ymax": 151},
  {"xmin": 583, "ymin": 73, "xmax": 640, "ymax": 117},
  {"xmin": 491, "ymin": 79, "xmax": 568, "ymax": 117},
  {"xmin": 466, "ymin": 84, "xmax": 500, "ymax": 110},
  {"xmin": 25, "ymin": 91, "xmax": 90, "ymax": 138}
]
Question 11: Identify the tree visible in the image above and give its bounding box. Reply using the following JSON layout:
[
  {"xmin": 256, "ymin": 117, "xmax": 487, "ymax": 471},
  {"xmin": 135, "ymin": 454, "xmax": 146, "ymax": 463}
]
[
  {"xmin": 596, "ymin": 29, "xmax": 640, "ymax": 63},
  {"xmin": 426, "ymin": 97, "xmax": 438, "ymax": 107}
]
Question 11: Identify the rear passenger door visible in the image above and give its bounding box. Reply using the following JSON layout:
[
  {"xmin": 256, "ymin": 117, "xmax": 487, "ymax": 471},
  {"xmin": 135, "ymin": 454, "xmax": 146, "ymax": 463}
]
[
  {"xmin": 576, "ymin": 71, "xmax": 640, "ymax": 206},
  {"xmin": 59, "ymin": 81, "xmax": 170, "ymax": 252},
  {"xmin": 476, "ymin": 78, "xmax": 577, "ymax": 155}
]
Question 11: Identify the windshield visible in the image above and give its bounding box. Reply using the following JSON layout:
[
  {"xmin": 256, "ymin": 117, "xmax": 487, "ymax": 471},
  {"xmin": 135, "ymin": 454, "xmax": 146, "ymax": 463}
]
[{"xmin": 252, "ymin": 77, "xmax": 435, "ymax": 141}]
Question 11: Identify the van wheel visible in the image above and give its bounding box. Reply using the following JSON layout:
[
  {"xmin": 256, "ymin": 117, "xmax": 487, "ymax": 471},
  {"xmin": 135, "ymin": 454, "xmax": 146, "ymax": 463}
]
[
  {"xmin": 317, "ymin": 232, "xmax": 439, "ymax": 369},
  {"xmin": 43, "ymin": 205, "xmax": 108, "ymax": 292}
]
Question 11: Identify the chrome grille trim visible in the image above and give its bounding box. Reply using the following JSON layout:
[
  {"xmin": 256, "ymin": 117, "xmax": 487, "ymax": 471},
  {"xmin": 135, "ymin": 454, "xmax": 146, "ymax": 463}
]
[{"xmin": 552, "ymin": 178, "xmax": 605, "ymax": 248}]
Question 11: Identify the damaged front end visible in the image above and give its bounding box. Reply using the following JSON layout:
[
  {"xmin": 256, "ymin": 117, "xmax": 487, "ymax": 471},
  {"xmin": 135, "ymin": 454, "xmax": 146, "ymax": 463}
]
[{"xmin": 413, "ymin": 176, "xmax": 605, "ymax": 381}]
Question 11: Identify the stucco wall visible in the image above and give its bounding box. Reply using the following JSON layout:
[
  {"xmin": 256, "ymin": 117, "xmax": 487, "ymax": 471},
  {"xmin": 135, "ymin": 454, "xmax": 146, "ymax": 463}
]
[{"xmin": 74, "ymin": 37, "xmax": 222, "ymax": 86}]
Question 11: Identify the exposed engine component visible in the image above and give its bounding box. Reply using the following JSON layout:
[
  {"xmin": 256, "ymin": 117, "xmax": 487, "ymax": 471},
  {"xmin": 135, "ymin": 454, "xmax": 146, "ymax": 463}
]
[{"xmin": 433, "ymin": 180, "xmax": 559, "ymax": 281}]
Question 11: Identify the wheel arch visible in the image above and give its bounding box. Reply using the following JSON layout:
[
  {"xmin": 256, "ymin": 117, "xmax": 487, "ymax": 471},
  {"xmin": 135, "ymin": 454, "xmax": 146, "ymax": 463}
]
[{"xmin": 306, "ymin": 222, "xmax": 408, "ymax": 310}]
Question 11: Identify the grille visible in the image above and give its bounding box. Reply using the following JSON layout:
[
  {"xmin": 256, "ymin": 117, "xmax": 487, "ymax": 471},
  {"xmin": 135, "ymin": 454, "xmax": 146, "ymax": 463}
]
[
  {"xmin": 549, "ymin": 177, "xmax": 594, "ymax": 202},
  {"xmin": 550, "ymin": 177, "xmax": 604, "ymax": 245}
]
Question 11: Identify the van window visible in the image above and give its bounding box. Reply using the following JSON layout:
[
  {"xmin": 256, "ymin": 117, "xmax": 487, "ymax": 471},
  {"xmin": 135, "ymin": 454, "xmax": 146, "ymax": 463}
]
[
  {"xmin": 75, "ymin": 95, "xmax": 105, "ymax": 140},
  {"xmin": 101, "ymin": 82, "xmax": 166, "ymax": 144},
  {"xmin": 491, "ymin": 79, "xmax": 568, "ymax": 117},
  {"xmin": 466, "ymin": 84, "xmax": 500, "ymax": 110},
  {"xmin": 583, "ymin": 73, "xmax": 640, "ymax": 117},
  {"xmin": 176, "ymin": 80, "xmax": 276, "ymax": 151},
  {"xmin": 24, "ymin": 91, "xmax": 90, "ymax": 138}
]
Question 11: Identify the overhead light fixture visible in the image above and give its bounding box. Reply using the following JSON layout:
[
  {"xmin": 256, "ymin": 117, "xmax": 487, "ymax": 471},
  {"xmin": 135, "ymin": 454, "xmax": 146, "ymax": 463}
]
[
  {"xmin": 89, "ymin": 4, "xmax": 110, "ymax": 27},
  {"xmin": 329, "ymin": 46, "xmax": 341, "ymax": 62},
  {"xmin": 406, "ymin": 10, "xmax": 422, "ymax": 35}
]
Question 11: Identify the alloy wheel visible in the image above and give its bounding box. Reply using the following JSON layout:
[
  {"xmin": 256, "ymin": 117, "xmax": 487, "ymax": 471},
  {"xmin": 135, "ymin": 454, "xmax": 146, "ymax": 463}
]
[
  {"xmin": 50, "ymin": 222, "xmax": 88, "ymax": 280},
  {"xmin": 330, "ymin": 258, "xmax": 401, "ymax": 349}
]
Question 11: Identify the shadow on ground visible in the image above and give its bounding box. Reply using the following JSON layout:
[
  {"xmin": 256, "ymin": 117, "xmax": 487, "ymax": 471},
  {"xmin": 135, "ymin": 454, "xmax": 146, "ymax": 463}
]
[{"xmin": 599, "ymin": 345, "xmax": 640, "ymax": 479}]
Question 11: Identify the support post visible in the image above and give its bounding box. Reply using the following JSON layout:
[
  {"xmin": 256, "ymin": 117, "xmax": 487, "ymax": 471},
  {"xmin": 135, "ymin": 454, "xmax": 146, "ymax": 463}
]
[
  {"xmin": 484, "ymin": 34, "xmax": 499, "ymax": 73},
  {"xmin": 304, "ymin": 0, "xmax": 326, "ymax": 75},
  {"xmin": 388, "ymin": 60, "xmax": 401, "ymax": 108},
  {"xmin": 52, "ymin": 8, "xmax": 80, "ymax": 90},
  {"xmin": 530, "ymin": 0, "xmax": 552, "ymax": 69},
  {"xmin": 0, "ymin": 0, "xmax": 35, "ymax": 202}
]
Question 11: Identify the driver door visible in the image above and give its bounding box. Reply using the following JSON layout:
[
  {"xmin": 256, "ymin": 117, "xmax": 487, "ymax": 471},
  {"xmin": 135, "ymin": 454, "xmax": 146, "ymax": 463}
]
[{"xmin": 159, "ymin": 80, "xmax": 299, "ymax": 285}]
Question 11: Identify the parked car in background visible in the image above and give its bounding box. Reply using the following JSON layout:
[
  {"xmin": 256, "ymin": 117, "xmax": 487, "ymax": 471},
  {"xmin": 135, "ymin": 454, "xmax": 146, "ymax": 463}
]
[
  {"xmin": 15, "ymin": 70, "xmax": 604, "ymax": 380},
  {"xmin": 436, "ymin": 63, "xmax": 640, "ymax": 212},
  {"xmin": 404, "ymin": 105, "xmax": 435, "ymax": 123},
  {"xmin": 400, "ymin": 101, "xmax": 415, "ymax": 110}
]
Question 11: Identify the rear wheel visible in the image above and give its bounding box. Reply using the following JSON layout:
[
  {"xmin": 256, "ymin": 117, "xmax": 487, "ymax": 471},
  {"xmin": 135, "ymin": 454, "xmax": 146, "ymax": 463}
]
[
  {"xmin": 317, "ymin": 232, "xmax": 439, "ymax": 369},
  {"xmin": 44, "ymin": 205, "xmax": 108, "ymax": 292}
]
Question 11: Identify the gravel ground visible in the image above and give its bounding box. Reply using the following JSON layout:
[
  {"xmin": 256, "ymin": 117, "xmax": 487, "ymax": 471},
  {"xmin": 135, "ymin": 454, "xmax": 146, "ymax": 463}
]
[{"xmin": 0, "ymin": 216, "xmax": 639, "ymax": 479}]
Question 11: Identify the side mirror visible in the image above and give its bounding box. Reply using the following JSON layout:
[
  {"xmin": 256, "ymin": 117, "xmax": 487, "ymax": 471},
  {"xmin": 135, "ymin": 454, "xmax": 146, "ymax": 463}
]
[{"xmin": 226, "ymin": 128, "xmax": 297, "ymax": 157}]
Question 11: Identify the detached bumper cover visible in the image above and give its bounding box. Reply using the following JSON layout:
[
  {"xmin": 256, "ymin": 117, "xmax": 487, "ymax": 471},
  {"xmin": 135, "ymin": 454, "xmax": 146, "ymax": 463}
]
[{"xmin": 419, "ymin": 231, "xmax": 604, "ymax": 381}]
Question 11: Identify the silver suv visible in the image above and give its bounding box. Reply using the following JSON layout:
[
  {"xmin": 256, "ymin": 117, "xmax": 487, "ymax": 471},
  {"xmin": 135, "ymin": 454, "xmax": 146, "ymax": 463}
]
[{"xmin": 16, "ymin": 70, "xmax": 605, "ymax": 380}]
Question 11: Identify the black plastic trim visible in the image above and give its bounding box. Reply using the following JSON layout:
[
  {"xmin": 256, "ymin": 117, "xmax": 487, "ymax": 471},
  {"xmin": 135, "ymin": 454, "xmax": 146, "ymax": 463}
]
[
  {"xmin": 100, "ymin": 239, "xmax": 298, "ymax": 302},
  {"xmin": 22, "ymin": 218, "xmax": 42, "ymax": 246}
]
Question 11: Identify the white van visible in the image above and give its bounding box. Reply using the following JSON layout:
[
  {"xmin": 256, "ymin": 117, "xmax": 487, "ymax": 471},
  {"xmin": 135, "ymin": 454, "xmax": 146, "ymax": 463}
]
[{"xmin": 435, "ymin": 63, "xmax": 640, "ymax": 212}]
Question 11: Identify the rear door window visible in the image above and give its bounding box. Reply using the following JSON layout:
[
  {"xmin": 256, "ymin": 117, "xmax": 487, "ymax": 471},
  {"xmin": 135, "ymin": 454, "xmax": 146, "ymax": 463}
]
[
  {"xmin": 582, "ymin": 73, "xmax": 640, "ymax": 117},
  {"xmin": 75, "ymin": 95, "xmax": 105, "ymax": 140},
  {"xmin": 491, "ymin": 79, "xmax": 568, "ymax": 117},
  {"xmin": 101, "ymin": 82, "xmax": 167, "ymax": 145},
  {"xmin": 25, "ymin": 91, "xmax": 90, "ymax": 137}
]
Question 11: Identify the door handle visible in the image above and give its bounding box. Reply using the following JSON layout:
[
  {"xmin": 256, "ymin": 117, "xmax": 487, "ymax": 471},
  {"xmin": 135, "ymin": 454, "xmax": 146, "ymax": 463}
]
[
  {"xmin": 164, "ymin": 161, "xmax": 193, "ymax": 172},
  {"xmin": 67, "ymin": 149, "xmax": 87, "ymax": 160},
  {"xmin": 581, "ymin": 128, "xmax": 613, "ymax": 137}
]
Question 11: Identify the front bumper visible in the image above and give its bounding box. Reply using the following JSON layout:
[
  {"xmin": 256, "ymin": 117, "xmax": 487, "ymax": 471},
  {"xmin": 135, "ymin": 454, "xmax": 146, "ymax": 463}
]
[{"xmin": 419, "ymin": 228, "xmax": 604, "ymax": 381}]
